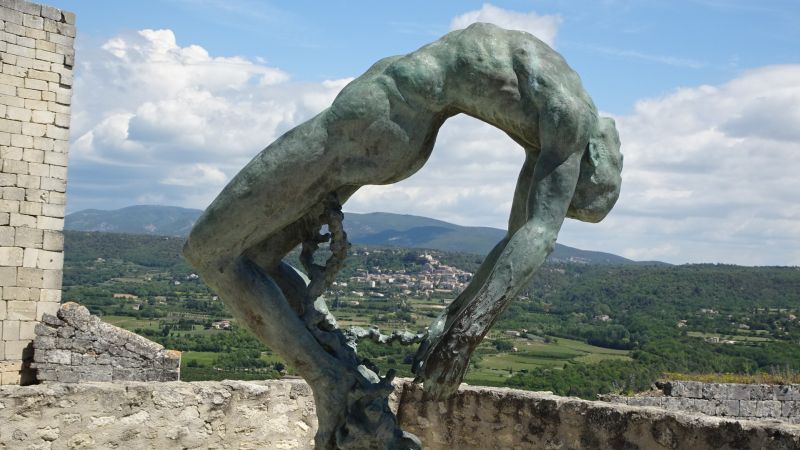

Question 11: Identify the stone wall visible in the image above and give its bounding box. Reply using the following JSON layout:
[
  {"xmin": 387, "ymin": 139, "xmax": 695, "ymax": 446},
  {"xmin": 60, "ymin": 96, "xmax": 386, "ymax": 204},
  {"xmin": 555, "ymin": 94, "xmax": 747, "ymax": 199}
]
[
  {"xmin": 1, "ymin": 380, "xmax": 798, "ymax": 450},
  {"xmin": 31, "ymin": 302, "xmax": 180, "ymax": 382},
  {"xmin": 601, "ymin": 380, "xmax": 800, "ymax": 424},
  {"xmin": 0, "ymin": 0, "xmax": 74, "ymax": 385},
  {"xmin": 0, "ymin": 380, "xmax": 318, "ymax": 449}
]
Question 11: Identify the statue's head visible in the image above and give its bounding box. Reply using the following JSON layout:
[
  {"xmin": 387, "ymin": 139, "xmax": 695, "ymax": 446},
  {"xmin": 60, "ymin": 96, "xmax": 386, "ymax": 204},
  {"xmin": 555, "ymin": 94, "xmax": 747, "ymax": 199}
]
[{"xmin": 568, "ymin": 116, "xmax": 623, "ymax": 223}]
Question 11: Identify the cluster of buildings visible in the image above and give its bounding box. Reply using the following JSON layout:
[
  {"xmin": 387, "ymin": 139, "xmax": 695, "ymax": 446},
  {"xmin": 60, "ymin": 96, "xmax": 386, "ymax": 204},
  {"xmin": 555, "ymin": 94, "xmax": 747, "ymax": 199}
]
[{"xmin": 337, "ymin": 253, "xmax": 473, "ymax": 299}]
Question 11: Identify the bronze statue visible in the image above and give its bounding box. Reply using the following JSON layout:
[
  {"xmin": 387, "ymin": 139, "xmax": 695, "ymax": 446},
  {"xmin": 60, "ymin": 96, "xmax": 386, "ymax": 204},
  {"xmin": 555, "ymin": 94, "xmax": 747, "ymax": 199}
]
[{"xmin": 183, "ymin": 23, "xmax": 622, "ymax": 450}]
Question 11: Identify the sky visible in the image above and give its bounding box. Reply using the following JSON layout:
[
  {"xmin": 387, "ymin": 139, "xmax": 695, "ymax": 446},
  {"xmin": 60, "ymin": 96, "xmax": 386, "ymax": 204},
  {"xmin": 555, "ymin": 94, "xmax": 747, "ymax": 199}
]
[{"xmin": 44, "ymin": 0, "xmax": 800, "ymax": 266}]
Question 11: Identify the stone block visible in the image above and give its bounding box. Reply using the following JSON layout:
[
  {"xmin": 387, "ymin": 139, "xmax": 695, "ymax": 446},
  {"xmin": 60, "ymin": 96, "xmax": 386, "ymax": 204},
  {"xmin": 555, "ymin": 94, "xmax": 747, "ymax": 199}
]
[
  {"xmin": 19, "ymin": 320, "xmax": 36, "ymax": 340},
  {"xmin": 31, "ymin": 109, "xmax": 54, "ymax": 123},
  {"xmin": 0, "ymin": 199, "xmax": 20, "ymax": 213},
  {"xmin": 0, "ymin": 212, "xmax": 8, "ymax": 225},
  {"xmin": 38, "ymin": 288, "xmax": 60, "ymax": 303},
  {"xmin": 15, "ymin": 174, "xmax": 40, "ymax": 189},
  {"xmin": 18, "ymin": 201, "xmax": 41, "ymax": 216},
  {"xmin": 6, "ymin": 42, "xmax": 35, "ymax": 58},
  {"xmin": 756, "ymin": 400, "xmax": 782, "ymax": 418},
  {"xmin": 25, "ymin": 27, "xmax": 47, "ymax": 41},
  {"xmin": 25, "ymin": 188, "xmax": 47, "ymax": 203},
  {"xmin": 40, "ymin": 5, "xmax": 61, "ymax": 21},
  {"xmin": 39, "ymin": 176, "xmax": 65, "ymax": 192},
  {"xmin": 0, "ymin": 246, "xmax": 23, "ymax": 265},
  {"xmin": 715, "ymin": 399, "xmax": 740, "ymax": 416},
  {"xmin": 2, "ymin": 186, "xmax": 23, "ymax": 200},
  {"xmin": 55, "ymin": 367, "xmax": 79, "ymax": 383},
  {"xmin": 24, "ymin": 77, "xmax": 47, "ymax": 90},
  {"xmin": 16, "ymin": 267, "xmax": 43, "ymax": 287},
  {"xmin": 6, "ymin": 300, "xmax": 36, "ymax": 320},
  {"xmin": 0, "ymin": 300, "xmax": 5, "ymax": 320},
  {"xmin": 21, "ymin": 121, "xmax": 46, "ymax": 137},
  {"xmin": 28, "ymin": 162, "xmax": 49, "ymax": 176},
  {"xmin": 754, "ymin": 384, "xmax": 776, "ymax": 401},
  {"xmin": 14, "ymin": 226, "xmax": 42, "ymax": 247},
  {"xmin": 739, "ymin": 400, "xmax": 757, "ymax": 416},
  {"xmin": 774, "ymin": 385, "xmax": 797, "ymax": 401},
  {"xmin": 34, "ymin": 322, "xmax": 55, "ymax": 337},
  {"xmin": 0, "ymin": 225, "xmax": 13, "ymax": 245},
  {"xmin": 4, "ymin": 339, "xmax": 30, "ymax": 359},
  {"xmin": 48, "ymin": 165, "xmax": 66, "ymax": 182},
  {"xmin": 40, "ymin": 312, "xmax": 63, "ymax": 327},
  {"xmin": 0, "ymin": 6, "xmax": 24, "ymax": 25},
  {"xmin": 783, "ymin": 401, "xmax": 799, "ymax": 418},
  {"xmin": 42, "ymin": 268, "xmax": 61, "ymax": 289},
  {"xmin": 2, "ymin": 158, "xmax": 27, "ymax": 173},
  {"xmin": 9, "ymin": 212, "xmax": 36, "ymax": 227},
  {"xmin": 46, "ymin": 349, "xmax": 70, "ymax": 365},
  {"xmin": 16, "ymin": 86, "xmax": 41, "ymax": 100},
  {"xmin": 35, "ymin": 248, "xmax": 62, "ymax": 270},
  {"xmin": 0, "ymin": 146, "xmax": 27, "ymax": 162},
  {"xmin": 2, "ymin": 286, "xmax": 28, "ymax": 300},
  {"xmin": 15, "ymin": 34, "xmax": 35, "ymax": 49},
  {"xmin": 6, "ymin": 104, "xmax": 31, "ymax": 121},
  {"xmin": 1, "ymin": 369, "xmax": 21, "ymax": 384},
  {"xmin": 22, "ymin": 247, "xmax": 38, "ymax": 267},
  {"xmin": 22, "ymin": 13, "xmax": 43, "ymax": 29},
  {"xmin": 32, "ymin": 136, "xmax": 54, "ymax": 151},
  {"xmin": 41, "ymin": 230, "xmax": 62, "ymax": 251},
  {"xmin": 43, "ymin": 151, "xmax": 66, "ymax": 166},
  {"xmin": 37, "ymin": 215, "xmax": 63, "ymax": 231},
  {"xmin": 0, "ymin": 172, "xmax": 15, "ymax": 184},
  {"xmin": 80, "ymin": 365, "xmax": 113, "ymax": 382},
  {"xmin": 35, "ymin": 301, "xmax": 59, "ymax": 320},
  {"xmin": 3, "ymin": 319, "xmax": 19, "ymax": 341}
]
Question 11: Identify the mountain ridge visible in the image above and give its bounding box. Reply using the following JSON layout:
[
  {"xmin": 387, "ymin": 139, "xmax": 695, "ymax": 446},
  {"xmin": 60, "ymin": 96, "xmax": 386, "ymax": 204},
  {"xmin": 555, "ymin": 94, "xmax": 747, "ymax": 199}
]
[{"xmin": 65, "ymin": 205, "xmax": 648, "ymax": 265}]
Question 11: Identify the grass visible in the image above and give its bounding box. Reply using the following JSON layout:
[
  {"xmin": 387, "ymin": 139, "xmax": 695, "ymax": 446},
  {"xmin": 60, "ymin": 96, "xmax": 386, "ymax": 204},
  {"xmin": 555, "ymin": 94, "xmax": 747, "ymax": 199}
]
[
  {"xmin": 465, "ymin": 336, "xmax": 632, "ymax": 385},
  {"xmin": 102, "ymin": 315, "xmax": 161, "ymax": 330},
  {"xmin": 662, "ymin": 371, "xmax": 800, "ymax": 385}
]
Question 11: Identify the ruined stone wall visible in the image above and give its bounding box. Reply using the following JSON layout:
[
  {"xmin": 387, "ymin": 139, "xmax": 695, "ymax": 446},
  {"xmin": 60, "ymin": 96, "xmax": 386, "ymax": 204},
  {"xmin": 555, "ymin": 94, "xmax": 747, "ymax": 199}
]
[
  {"xmin": 31, "ymin": 302, "xmax": 180, "ymax": 383},
  {"xmin": 601, "ymin": 380, "xmax": 800, "ymax": 424},
  {"xmin": 0, "ymin": 0, "xmax": 74, "ymax": 385},
  {"xmin": 1, "ymin": 380, "xmax": 798, "ymax": 450}
]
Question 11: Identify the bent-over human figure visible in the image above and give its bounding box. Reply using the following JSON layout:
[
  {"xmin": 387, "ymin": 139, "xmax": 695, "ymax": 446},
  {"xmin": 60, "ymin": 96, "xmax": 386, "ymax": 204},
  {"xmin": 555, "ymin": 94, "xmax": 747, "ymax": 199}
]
[{"xmin": 183, "ymin": 23, "xmax": 622, "ymax": 450}]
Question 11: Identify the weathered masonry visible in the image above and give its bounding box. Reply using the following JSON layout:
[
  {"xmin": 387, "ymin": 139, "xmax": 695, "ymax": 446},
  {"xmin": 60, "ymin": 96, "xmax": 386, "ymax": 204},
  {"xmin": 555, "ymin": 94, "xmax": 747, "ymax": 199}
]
[{"xmin": 0, "ymin": 0, "xmax": 74, "ymax": 385}]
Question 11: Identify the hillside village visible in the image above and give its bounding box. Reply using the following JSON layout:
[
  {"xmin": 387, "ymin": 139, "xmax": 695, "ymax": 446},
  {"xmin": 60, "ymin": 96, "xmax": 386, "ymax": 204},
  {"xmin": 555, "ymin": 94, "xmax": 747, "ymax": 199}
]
[{"xmin": 337, "ymin": 251, "xmax": 473, "ymax": 300}]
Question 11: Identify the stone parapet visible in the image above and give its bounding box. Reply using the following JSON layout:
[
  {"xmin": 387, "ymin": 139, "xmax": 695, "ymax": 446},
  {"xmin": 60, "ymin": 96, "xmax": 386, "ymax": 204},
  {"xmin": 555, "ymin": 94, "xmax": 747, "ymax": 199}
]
[
  {"xmin": 601, "ymin": 380, "xmax": 800, "ymax": 424},
  {"xmin": 31, "ymin": 302, "xmax": 180, "ymax": 382},
  {"xmin": 0, "ymin": 380, "xmax": 798, "ymax": 449},
  {"xmin": 0, "ymin": 0, "xmax": 74, "ymax": 385}
]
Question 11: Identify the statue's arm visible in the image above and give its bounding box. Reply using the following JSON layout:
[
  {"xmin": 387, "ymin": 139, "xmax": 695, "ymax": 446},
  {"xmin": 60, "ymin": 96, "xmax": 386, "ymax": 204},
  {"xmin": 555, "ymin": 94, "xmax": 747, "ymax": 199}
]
[{"xmin": 415, "ymin": 144, "xmax": 583, "ymax": 399}]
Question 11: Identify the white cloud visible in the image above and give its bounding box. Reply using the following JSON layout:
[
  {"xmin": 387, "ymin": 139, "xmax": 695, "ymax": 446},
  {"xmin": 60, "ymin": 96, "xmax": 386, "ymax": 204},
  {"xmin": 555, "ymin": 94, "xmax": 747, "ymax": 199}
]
[
  {"xmin": 70, "ymin": 29, "xmax": 348, "ymax": 209},
  {"xmin": 562, "ymin": 65, "xmax": 800, "ymax": 265},
  {"xmin": 449, "ymin": 3, "xmax": 562, "ymax": 47},
  {"xmin": 68, "ymin": 26, "xmax": 800, "ymax": 265},
  {"xmin": 351, "ymin": 65, "xmax": 800, "ymax": 266}
]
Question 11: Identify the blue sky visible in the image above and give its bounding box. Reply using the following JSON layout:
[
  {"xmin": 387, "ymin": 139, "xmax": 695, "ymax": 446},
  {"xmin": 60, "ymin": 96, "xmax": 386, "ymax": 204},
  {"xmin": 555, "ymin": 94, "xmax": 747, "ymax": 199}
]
[{"xmin": 46, "ymin": 1, "xmax": 800, "ymax": 265}]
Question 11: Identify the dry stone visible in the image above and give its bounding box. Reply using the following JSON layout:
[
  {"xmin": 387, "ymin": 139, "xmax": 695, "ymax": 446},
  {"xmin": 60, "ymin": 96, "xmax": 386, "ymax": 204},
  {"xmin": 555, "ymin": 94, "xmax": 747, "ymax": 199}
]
[
  {"xmin": 601, "ymin": 380, "xmax": 800, "ymax": 424},
  {"xmin": 0, "ymin": 380, "xmax": 797, "ymax": 450},
  {"xmin": 31, "ymin": 302, "xmax": 180, "ymax": 382}
]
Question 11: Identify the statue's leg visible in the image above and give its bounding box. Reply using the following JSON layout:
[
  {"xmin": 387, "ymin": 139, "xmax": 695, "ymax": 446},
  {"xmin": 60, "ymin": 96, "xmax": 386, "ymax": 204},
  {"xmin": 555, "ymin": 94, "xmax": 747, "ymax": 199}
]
[{"xmin": 185, "ymin": 187, "xmax": 421, "ymax": 449}]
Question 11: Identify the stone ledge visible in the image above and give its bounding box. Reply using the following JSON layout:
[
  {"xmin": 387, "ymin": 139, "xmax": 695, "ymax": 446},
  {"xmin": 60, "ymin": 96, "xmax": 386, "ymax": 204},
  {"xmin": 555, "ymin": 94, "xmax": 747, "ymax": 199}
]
[
  {"xmin": 1, "ymin": 379, "xmax": 798, "ymax": 449},
  {"xmin": 397, "ymin": 383, "xmax": 800, "ymax": 450}
]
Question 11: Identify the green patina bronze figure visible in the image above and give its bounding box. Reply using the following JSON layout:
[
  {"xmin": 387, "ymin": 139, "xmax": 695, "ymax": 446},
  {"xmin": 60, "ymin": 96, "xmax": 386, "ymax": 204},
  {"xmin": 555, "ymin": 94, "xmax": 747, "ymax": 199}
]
[{"xmin": 183, "ymin": 23, "xmax": 622, "ymax": 450}]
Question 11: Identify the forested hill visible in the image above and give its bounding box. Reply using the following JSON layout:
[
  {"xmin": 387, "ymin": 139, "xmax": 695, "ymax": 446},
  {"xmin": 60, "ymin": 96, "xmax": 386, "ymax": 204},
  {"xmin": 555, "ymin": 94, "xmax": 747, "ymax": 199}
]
[
  {"xmin": 62, "ymin": 230, "xmax": 800, "ymax": 398},
  {"xmin": 65, "ymin": 206, "xmax": 639, "ymax": 264}
]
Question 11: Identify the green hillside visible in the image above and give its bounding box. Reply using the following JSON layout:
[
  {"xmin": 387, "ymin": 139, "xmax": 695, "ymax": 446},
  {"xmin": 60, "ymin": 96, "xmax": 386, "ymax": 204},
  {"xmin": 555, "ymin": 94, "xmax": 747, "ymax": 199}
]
[
  {"xmin": 65, "ymin": 206, "xmax": 637, "ymax": 264},
  {"xmin": 61, "ymin": 230, "xmax": 800, "ymax": 398}
]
